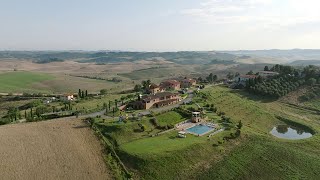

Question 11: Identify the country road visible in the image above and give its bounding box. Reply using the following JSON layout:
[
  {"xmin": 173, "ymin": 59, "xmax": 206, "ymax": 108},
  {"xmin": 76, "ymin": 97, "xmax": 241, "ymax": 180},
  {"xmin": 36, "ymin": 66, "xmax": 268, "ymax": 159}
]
[{"xmin": 16, "ymin": 91, "xmax": 195, "ymax": 123}]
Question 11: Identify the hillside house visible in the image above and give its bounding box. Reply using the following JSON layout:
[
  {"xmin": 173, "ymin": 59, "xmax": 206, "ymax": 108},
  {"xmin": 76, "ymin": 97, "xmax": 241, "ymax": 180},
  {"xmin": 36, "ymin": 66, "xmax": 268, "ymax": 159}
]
[
  {"xmin": 147, "ymin": 84, "xmax": 165, "ymax": 94},
  {"xmin": 60, "ymin": 94, "xmax": 75, "ymax": 101},
  {"xmin": 129, "ymin": 92, "xmax": 181, "ymax": 110},
  {"xmin": 234, "ymin": 75, "xmax": 257, "ymax": 86},
  {"xmin": 180, "ymin": 78, "xmax": 196, "ymax": 88},
  {"xmin": 160, "ymin": 80, "xmax": 181, "ymax": 91}
]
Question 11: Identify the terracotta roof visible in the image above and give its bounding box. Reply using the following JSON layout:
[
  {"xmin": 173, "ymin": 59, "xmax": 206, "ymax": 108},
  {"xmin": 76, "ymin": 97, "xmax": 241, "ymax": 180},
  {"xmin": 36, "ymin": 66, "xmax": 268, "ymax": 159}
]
[
  {"xmin": 182, "ymin": 78, "xmax": 196, "ymax": 83},
  {"xmin": 161, "ymin": 80, "xmax": 181, "ymax": 86},
  {"xmin": 142, "ymin": 92, "xmax": 178, "ymax": 101},
  {"xmin": 149, "ymin": 84, "xmax": 159, "ymax": 89},
  {"xmin": 153, "ymin": 99, "xmax": 178, "ymax": 106}
]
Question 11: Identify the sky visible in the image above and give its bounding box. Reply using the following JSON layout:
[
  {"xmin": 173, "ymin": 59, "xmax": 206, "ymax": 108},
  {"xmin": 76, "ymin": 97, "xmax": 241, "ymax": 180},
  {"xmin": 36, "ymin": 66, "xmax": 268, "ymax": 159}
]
[{"xmin": 0, "ymin": 0, "xmax": 320, "ymax": 51}]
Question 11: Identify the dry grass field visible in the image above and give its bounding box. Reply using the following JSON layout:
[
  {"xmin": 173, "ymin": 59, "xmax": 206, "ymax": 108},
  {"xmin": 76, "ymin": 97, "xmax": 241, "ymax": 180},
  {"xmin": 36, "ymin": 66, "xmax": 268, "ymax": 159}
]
[
  {"xmin": 0, "ymin": 59, "xmax": 177, "ymax": 93},
  {"xmin": 0, "ymin": 118, "xmax": 113, "ymax": 180}
]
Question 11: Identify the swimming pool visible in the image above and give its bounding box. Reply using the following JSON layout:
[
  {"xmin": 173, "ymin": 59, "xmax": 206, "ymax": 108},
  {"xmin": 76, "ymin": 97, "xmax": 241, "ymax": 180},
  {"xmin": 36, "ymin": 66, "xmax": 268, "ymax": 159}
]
[{"xmin": 186, "ymin": 124, "xmax": 214, "ymax": 135}]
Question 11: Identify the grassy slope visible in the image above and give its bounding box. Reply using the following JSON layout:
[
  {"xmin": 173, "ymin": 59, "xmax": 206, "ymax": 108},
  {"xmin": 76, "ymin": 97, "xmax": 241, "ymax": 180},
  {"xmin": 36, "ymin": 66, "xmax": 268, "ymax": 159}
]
[
  {"xmin": 120, "ymin": 131, "xmax": 209, "ymax": 155},
  {"xmin": 117, "ymin": 86, "xmax": 320, "ymax": 179},
  {"xmin": 0, "ymin": 71, "xmax": 53, "ymax": 93},
  {"xmin": 304, "ymin": 99, "xmax": 320, "ymax": 110},
  {"xmin": 156, "ymin": 111, "xmax": 186, "ymax": 126},
  {"xmin": 0, "ymin": 71, "xmax": 132, "ymax": 94}
]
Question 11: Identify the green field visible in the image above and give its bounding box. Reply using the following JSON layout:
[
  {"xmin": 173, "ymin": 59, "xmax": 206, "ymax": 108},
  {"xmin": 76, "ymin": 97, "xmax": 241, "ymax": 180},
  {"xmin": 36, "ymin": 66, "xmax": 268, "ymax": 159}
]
[
  {"xmin": 0, "ymin": 71, "xmax": 53, "ymax": 93},
  {"xmin": 106, "ymin": 86, "xmax": 320, "ymax": 179},
  {"xmin": 0, "ymin": 71, "xmax": 134, "ymax": 94}
]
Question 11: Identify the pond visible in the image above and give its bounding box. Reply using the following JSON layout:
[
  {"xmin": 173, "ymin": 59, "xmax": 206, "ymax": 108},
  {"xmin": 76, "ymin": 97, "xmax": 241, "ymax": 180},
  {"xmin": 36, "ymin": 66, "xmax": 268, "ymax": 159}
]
[{"xmin": 270, "ymin": 125, "xmax": 313, "ymax": 140}]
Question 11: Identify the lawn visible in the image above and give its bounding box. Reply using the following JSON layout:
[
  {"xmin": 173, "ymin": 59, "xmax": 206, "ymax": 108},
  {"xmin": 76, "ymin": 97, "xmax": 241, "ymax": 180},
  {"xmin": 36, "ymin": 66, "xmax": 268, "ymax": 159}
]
[
  {"xmin": 95, "ymin": 117, "xmax": 160, "ymax": 146},
  {"xmin": 120, "ymin": 131, "xmax": 210, "ymax": 156},
  {"xmin": 0, "ymin": 71, "xmax": 53, "ymax": 93},
  {"xmin": 155, "ymin": 111, "xmax": 186, "ymax": 126}
]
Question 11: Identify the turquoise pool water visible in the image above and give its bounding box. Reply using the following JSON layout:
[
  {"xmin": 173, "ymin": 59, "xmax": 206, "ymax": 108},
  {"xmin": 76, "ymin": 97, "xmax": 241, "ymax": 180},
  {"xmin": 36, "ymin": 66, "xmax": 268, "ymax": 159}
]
[{"xmin": 187, "ymin": 125, "xmax": 213, "ymax": 135}]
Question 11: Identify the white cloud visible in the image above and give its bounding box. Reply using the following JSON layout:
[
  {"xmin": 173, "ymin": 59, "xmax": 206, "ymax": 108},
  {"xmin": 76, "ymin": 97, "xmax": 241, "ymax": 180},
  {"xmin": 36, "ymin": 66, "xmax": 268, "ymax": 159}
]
[{"xmin": 181, "ymin": 0, "xmax": 320, "ymax": 30}]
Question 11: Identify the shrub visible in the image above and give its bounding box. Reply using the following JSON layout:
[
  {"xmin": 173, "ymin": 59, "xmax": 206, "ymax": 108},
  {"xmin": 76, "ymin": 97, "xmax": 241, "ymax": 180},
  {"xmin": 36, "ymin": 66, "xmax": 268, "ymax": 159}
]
[
  {"xmin": 167, "ymin": 124, "xmax": 174, "ymax": 129},
  {"xmin": 150, "ymin": 118, "xmax": 159, "ymax": 127},
  {"xmin": 0, "ymin": 119, "xmax": 9, "ymax": 125}
]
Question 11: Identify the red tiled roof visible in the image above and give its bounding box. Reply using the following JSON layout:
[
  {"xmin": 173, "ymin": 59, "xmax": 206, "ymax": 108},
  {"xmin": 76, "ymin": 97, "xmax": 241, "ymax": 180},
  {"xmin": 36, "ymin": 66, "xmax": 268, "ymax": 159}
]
[
  {"xmin": 161, "ymin": 80, "xmax": 180, "ymax": 86},
  {"xmin": 142, "ymin": 92, "xmax": 178, "ymax": 101},
  {"xmin": 153, "ymin": 99, "xmax": 178, "ymax": 106},
  {"xmin": 182, "ymin": 78, "xmax": 196, "ymax": 83},
  {"xmin": 149, "ymin": 84, "xmax": 159, "ymax": 89}
]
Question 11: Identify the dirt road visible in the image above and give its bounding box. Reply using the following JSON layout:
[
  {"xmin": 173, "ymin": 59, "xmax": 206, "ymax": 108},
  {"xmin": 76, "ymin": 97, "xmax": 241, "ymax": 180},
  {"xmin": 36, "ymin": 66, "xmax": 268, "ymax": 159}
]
[{"xmin": 0, "ymin": 118, "xmax": 112, "ymax": 180}]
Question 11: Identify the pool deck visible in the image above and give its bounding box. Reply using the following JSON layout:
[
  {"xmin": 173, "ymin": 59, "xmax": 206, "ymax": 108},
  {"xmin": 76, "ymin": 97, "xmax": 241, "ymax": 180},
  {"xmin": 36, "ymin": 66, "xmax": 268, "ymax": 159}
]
[{"xmin": 176, "ymin": 120, "xmax": 217, "ymax": 136}]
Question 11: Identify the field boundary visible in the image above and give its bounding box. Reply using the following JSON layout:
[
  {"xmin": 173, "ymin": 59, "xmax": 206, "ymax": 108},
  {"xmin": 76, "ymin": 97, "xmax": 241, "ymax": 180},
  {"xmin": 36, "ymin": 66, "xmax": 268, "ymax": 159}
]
[{"xmin": 90, "ymin": 121, "xmax": 132, "ymax": 179}]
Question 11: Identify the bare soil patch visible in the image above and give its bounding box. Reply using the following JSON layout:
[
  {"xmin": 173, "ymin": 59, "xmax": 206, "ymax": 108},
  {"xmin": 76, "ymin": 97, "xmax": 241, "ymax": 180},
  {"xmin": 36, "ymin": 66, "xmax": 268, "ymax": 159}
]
[{"xmin": 0, "ymin": 119, "xmax": 112, "ymax": 180}]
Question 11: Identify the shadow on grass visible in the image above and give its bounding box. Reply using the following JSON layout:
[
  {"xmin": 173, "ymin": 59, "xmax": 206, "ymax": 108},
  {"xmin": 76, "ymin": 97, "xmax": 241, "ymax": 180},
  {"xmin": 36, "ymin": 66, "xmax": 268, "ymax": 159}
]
[
  {"xmin": 230, "ymin": 89, "xmax": 278, "ymax": 103},
  {"xmin": 133, "ymin": 129, "xmax": 144, "ymax": 133},
  {"xmin": 169, "ymin": 136, "xmax": 177, "ymax": 139},
  {"xmin": 96, "ymin": 123, "xmax": 122, "ymax": 134}
]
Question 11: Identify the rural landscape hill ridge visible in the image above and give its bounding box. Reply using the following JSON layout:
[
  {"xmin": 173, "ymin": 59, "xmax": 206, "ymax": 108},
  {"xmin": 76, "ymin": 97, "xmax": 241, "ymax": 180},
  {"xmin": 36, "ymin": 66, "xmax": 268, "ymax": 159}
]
[{"xmin": 0, "ymin": 50, "xmax": 320, "ymax": 179}]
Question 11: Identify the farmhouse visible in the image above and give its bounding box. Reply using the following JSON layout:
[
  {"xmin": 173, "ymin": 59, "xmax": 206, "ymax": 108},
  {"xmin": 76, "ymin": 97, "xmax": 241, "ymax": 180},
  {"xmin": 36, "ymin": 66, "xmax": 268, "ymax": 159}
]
[
  {"xmin": 147, "ymin": 83, "xmax": 165, "ymax": 94},
  {"xmin": 258, "ymin": 71, "xmax": 279, "ymax": 77},
  {"xmin": 160, "ymin": 80, "xmax": 181, "ymax": 91},
  {"xmin": 60, "ymin": 94, "xmax": 75, "ymax": 101},
  {"xmin": 129, "ymin": 92, "xmax": 181, "ymax": 110},
  {"xmin": 180, "ymin": 78, "xmax": 196, "ymax": 88},
  {"xmin": 233, "ymin": 75, "xmax": 258, "ymax": 87}
]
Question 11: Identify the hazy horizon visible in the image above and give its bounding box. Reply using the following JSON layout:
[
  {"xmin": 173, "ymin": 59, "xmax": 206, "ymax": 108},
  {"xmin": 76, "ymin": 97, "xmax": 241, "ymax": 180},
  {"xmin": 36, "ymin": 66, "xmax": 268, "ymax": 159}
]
[{"xmin": 1, "ymin": 0, "xmax": 320, "ymax": 51}]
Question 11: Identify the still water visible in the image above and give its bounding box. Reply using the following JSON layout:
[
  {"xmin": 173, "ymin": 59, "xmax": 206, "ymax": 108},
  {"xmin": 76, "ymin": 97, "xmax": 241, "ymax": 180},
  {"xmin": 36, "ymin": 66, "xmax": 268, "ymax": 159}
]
[{"xmin": 270, "ymin": 125, "xmax": 313, "ymax": 140}]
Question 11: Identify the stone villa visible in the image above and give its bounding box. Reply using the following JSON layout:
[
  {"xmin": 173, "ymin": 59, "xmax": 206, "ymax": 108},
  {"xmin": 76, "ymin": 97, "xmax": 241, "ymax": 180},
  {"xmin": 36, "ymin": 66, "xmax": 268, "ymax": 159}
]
[
  {"xmin": 129, "ymin": 92, "xmax": 181, "ymax": 110},
  {"xmin": 159, "ymin": 80, "xmax": 181, "ymax": 91}
]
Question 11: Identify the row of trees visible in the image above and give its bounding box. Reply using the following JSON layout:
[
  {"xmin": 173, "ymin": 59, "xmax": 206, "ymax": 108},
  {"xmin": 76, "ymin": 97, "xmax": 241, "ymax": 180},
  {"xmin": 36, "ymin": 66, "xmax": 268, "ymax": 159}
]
[
  {"xmin": 78, "ymin": 89, "xmax": 88, "ymax": 98},
  {"xmin": 245, "ymin": 65, "xmax": 320, "ymax": 98},
  {"xmin": 247, "ymin": 75, "xmax": 305, "ymax": 98},
  {"xmin": 299, "ymin": 85, "xmax": 320, "ymax": 102}
]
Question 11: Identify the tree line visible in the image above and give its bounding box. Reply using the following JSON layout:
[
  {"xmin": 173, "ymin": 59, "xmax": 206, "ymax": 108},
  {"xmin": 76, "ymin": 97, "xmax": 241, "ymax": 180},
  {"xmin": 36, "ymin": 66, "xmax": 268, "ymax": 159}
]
[{"xmin": 245, "ymin": 65, "xmax": 320, "ymax": 98}]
